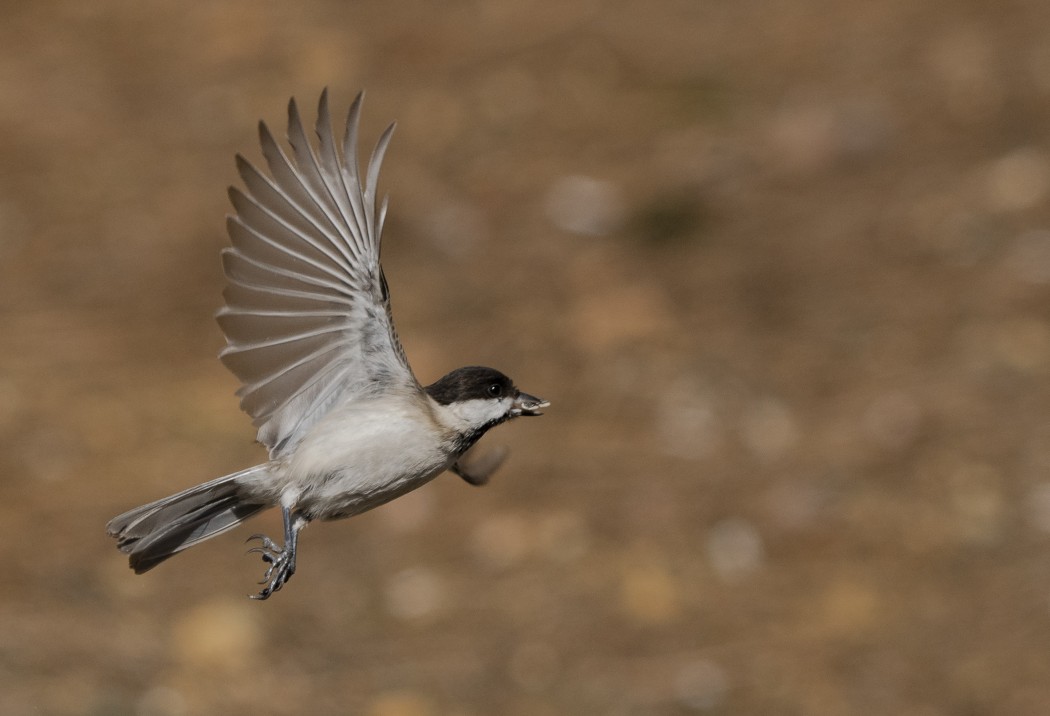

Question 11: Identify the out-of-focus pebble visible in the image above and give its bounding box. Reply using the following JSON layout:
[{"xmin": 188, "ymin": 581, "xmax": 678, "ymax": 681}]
[
  {"xmin": 171, "ymin": 599, "xmax": 262, "ymax": 672},
  {"xmin": 426, "ymin": 201, "xmax": 486, "ymax": 257},
  {"xmin": 706, "ymin": 518, "xmax": 764, "ymax": 581},
  {"xmin": 470, "ymin": 513, "xmax": 531, "ymax": 569},
  {"xmin": 985, "ymin": 147, "xmax": 1049, "ymax": 212},
  {"xmin": 817, "ymin": 580, "xmax": 880, "ymax": 636},
  {"xmin": 950, "ymin": 462, "xmax": 1005, "ymax": 544},
  {"xmin": 928, "ymin": 26, "xmax": 1001, "ymax": 119},
  {"xmin": 862, "ymin": 391, "xmax": 922, "ymax": 453},
  {"xmin": 768, "ymin": 101, "xmax": 839, "ymax": 173},
  {"xmin": 993, "ymin": 318, "xmax": 1050, "ymax": 374},
  {"xmin": 673, "ymin": 658, "xmax": 729, "ymax": 711},
  {"xmin": 384, "ymin": 567, "xmax": 447, "ymax": 621},
  {"xmin": 535, "ymin": 510, "xmax": 590, "ymax": 563},
  {"xmin": 656, "ymin": 383, "xmax": 723, "ymax": 461},
  {"xmin": 767, "ymin": 97, "xmax": 892, "ymax": 173},
  {"xmin": 763, "ymin": 481, "xmax": 826, "ymax": 530},
  {"xmin": 545, "ymin": 175, "xmax": 624, "ymax": 236},
  {"xmin": 620, "ymin": 563, "xmax": 682, "ymax": 624},
  {"xmin": 1005, "ymin": 230, "xmax": 1050, "ymax": 284},
  {"xmin": 740, "ymin": 399, "xmax": 798, "ymax": 462},
  {"xmin": 367, "ymin": 691, "xmax": 434, "ymax": 716}
]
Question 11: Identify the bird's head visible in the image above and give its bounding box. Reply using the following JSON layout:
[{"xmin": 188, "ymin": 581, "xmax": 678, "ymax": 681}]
[{"xmin": 425, "ymin": 366, "xmax": 548, "ymax": 444}]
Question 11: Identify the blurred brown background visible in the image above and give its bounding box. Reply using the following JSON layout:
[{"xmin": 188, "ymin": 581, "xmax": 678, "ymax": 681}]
[{"xmin": 3, "ymin": 1, "xmax": 1050, "ymax": 714}]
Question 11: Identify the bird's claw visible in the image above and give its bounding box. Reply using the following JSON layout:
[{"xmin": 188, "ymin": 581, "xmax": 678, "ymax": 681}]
[
  {"xmin": 245, "ymin": 533, "xmax": 295, "ymax": 599},
  {"xmin": 246, "ymin": 533, "xmax": 279, "ymax": 552}
]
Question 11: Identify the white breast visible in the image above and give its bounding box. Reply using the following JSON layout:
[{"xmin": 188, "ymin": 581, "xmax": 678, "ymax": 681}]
[{"xmin": 271, "ymin": 394, "xmax": 453, "ymax": 520}]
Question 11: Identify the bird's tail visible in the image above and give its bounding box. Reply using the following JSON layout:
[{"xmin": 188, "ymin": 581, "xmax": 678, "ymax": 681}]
[{"xmin": 106, "ymin": 465, "xmax": 271, "ymax": 574}]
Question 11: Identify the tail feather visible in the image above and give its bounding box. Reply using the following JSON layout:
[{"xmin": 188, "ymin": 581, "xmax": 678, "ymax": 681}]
[{"xmin": 107, "ymin": 465, "xmax": 271, "ymax": 573}]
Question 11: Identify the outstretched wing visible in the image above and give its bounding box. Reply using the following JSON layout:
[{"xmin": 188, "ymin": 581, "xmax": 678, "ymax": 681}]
[{"xmin": 217, "ymin": 90, "xmax": 418, "ymax": 457}]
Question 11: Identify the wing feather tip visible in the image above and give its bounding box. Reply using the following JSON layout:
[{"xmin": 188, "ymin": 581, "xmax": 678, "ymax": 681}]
[
  {"xmin": 317, "ymin": 87, "xmax": 331, "ymax": 118},
  {"xmin": 287, "ymin": 96, "xmax": 305, "ymax": 138}
]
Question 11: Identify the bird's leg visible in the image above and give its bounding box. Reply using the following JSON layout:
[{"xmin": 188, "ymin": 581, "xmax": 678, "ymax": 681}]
[{"xmin": 246, "ymin": 506, "xmax": 303, "ymax": 600}]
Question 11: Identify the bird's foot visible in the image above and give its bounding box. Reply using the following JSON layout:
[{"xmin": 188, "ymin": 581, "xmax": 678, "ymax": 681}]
[{"xmin": 246, "ymin": 533, "xmax": 296, "ymax": 599}]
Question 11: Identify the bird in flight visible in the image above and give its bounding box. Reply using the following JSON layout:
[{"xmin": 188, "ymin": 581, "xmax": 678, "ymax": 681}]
[{"xmin": 107, "ymin": 90, "xmax": 549, "ymax": 599}]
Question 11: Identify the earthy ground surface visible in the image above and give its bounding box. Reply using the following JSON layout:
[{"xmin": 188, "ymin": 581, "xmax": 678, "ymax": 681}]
[{"xmin": 3, "ymin": 1, "xmax": 1050, "ymax": 714}]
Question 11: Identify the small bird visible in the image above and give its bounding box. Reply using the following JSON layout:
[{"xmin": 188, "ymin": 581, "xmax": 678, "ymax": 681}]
[{"xmin": 106, "ymin": 90, "xmax": 548, "ymax": 599}]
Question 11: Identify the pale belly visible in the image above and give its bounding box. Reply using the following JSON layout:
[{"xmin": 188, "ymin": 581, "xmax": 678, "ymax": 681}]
[{"xmin": 264, "ymin": 397, "xmax": 455, "ymax": 521}]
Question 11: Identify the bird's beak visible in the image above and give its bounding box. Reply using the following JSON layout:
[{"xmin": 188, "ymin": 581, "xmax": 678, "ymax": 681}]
[{"xmin": 513, "ymin": 391, "xmax": 550, "ymax": 416}]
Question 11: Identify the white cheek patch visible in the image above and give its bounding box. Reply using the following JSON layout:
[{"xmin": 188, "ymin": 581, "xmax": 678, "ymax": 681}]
[{"xmin": 447, "ymin": 398, "xmax": 509, "ymax": 431}]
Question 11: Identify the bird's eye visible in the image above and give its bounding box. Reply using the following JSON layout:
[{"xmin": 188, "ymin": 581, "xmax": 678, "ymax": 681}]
[{"xmin": 488, "ymin": 384, "xmax": 503, "ymax": 398}]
